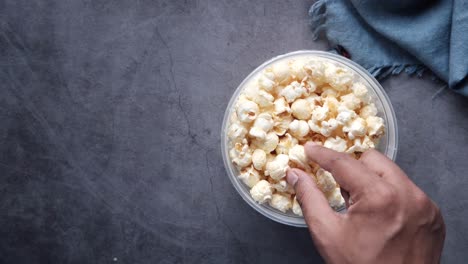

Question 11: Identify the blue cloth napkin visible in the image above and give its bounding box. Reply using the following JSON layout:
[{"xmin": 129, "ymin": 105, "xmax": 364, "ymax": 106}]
[{"xmin": 310, "ymin": 0, "xmax": 468, "ymax": 96}]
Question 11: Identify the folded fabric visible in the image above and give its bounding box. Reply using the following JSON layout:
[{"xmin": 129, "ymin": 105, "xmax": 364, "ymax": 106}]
[{"xmin": 310, "ymin": 0, "xmax": 468, "ymax": 96}]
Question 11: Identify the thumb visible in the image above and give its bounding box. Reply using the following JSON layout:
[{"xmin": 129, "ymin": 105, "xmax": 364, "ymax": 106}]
[{"xmin": 287, "ymin": 168, "xmax": 339, "ymax": 230}]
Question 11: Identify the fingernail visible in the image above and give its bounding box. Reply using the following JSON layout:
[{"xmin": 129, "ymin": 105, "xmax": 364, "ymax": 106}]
[{"xmin": 286, "ymin": 169, "xmax": 299, "ymax": 186}]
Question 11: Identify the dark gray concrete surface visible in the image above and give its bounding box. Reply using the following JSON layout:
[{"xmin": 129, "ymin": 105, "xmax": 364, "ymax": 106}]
[{"xmin": 1, "ymin": 0, "xmax": 467, "ymax": 263}]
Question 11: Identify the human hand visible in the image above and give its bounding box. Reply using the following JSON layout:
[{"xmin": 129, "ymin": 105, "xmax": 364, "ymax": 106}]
[{"xmin": 286, "ymin": 142, "xmax": 445, "ymax": 264}]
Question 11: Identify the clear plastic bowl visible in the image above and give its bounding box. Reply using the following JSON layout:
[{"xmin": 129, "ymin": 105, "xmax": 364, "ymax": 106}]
[{"xmin": 221, "ymin": 50, "xmax": 398, "ymax": 227}]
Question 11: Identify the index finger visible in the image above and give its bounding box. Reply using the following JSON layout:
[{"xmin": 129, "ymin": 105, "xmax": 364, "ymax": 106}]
[{"xmin": 304, "ymin": 142, "xmax": 378, "ymax": 193}]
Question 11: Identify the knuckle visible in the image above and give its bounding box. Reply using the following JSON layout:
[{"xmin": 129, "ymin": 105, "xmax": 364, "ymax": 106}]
[
  {"xmin": 413, "ymin": 192, "xmax": 431, "ymax": 211},
  {"xmin": 374, "ymin": 183, "xmax": 398, "ymax": 207}
]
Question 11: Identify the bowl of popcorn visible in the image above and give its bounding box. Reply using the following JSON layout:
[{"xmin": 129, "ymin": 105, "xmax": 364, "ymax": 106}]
[{"xmin": 221, "ymin": 50, "xmax": 398, "ymax": 227}]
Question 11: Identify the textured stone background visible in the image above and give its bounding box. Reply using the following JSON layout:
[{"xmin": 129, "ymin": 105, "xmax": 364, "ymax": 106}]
[{"xmin": 1, "ymin": 0, "xmax": 467, "ymax": 263}]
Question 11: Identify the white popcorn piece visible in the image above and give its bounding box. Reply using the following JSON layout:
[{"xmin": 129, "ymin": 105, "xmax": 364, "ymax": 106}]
[
  {"xmin": 288, "ymin": 145, "xmax": 310, "ymax": 170},
  {"xmin": 252, "ymin": 89, "xmax": 275, "ymax": 108},
  {"xmin": 250, "ymin": 180, "xmax": 273, "ymax": 204},
  {"xmin": 340, "ymin": 93, "xmax": 361, "ymax": 110},
  {"xmin": 336, "ymin": 106, "xmax": 357, "ymax": 125},
  {"xmin": 253, "ymin": 132, "xmax": 279, "ymax": 153},
  {"xmin": 271, "ymin": 179, "xmax": 292, "ymax": 193},
  {"xmin": 324, "ymin": 136, "xmax": 348, "ymax": 152},
  {"xmin": 279, "ymin": 81, "xmax": 307, "ymax": 103},
  {"xmin": 252, "ymin": 149, "xmax": 267, "ymax": 170},
  {"xmin": 301, "ymin": 77, "xmax": 317, "ymax": 94},
  {"xmin": 227, "ymin": 122, "xmax": 248, "ymax": 143},
  {"xmin": 325, "ymin": 64, "xmax": 353, "ymax": 91},
  {"xmin": 320, "ymin": 118, "xmax": 339, "ymax": 137},
  {"xmin": 304, "ymin": 60, "xmax": 327, "ymax": 83},
  {"xmin": 288, "ymin": 120, "xmax": 310, "ymax": 139},
  {"xmin": 290, "ymin": 59, "xmax": 307, "ymax": 80},
  {"xmin": 292, "ymin": 196, "xmax": 303, "ymax": 216},
  {"xmin": 273, "ymin": 97, "xmax": 291, "ymax": 115},
  {"xmin": 229, "ymin": 140, "xmax": 252, "ymax": 168},
  {"xmin": 316, "ymin": 168, "xmax": 337, "ymax": 193},
  {"xmin": 311, "ymin": 105, "xmax": 329, "ymax": 122},
  {"xmin": 258, "ymin": 71, "xmax": 276, "ymax": 92},
  {"xmin": 352, "ymin": 82, "xmax": 371, "ymax": 104},
  {"xmin": 346, "ymin": 136, "xmax": 375, "ymax": 153},
  {"xmin": 343, "ymin": 117, "xmax": 367, "ymax": 140},
  {"xmin": 249, "ymin": 126, "xmax": 267, "ymax": 140},
  {"xmin": 250, "ymin": 113, "xmax": 274, "ymax": 136},
  {"xmin": 236, "ymin": 99, "xmax": 259, "ymax": 123},
  {"xmin": 323, "ymin": 96, "xmax": 340, "ymax": 114},
  {"xmin": 359, "ymin": 103, "xmax": 378, "ymax": 119},
  {"xmin": 275, "ymin": 133, "xmax": 298, "ymax": 155},
  {"xmin": 291, "ymin": 99, "xmax": 312, "ymax": 120},
  {"xmin": 321, "ymin": 87, "xmax": 339, "ymax": 98},
  {"xmin": 238, "ymin": 166, "xmax": 262, "ymax": 188},
  {"xmin": 327, "ymin": 187, "xmax": 345, "ymax": 209},
  {"xmin": 272, "ymin": 113, "xmax": 293, "ymax": 136},
  {"xmin": 272, "ymin": 62, "xmax": 290, "ymax": 83},
  {"xmin": 265, "ymin": 154, "xmax": 290, "ymax": 180},
  {"xmin": 305, "ymin": 93, "xmax": 321, "ymax": 107},
  {"xmin": 366, "ymin": 116, "xmax": 385, "ymax": 137},
  {"xmin": 269, "ymin": 193, "xmax": 292, "ymax": 213}
]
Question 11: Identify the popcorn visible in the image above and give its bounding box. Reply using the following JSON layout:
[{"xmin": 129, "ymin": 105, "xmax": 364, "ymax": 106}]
[
  {"xmin": 249, "ymin": 113, "xmax": 274, "ymax": 140},
  {"xmin": 340, "ymin": 93, "xmax": 361, "ymax": 110},
  {"xmin": 327, "ymin": 187, "xmax": 345, "ymax": 209},
  {"xmin": 366, "ymin": 116, "xmax": 385, "ymax": 137},
  {"xmin": 291, "ymin": 99, "xmax": 312, "ymax": 120},
  {"xmin": 269, "ymin": 193, "xmax": 292, "ymax": 213},
  {"xmin": 238, "ymin": 166, "xmax": 262, "ymax": 188},
  {"xmin": 288, "ymin": 120, "xmax": 310, "ymax": 139},
  {"xmin": 323, "ymin": 96, "xmax": 340, "ymax": 114},
  {"xmin": 324, "ymin": 136, "xmax": 348, "ymax": 152},
  {"xmin": 325, "ymin": 64, "xmax": 353, "ymax": 91},
  {"xmin": 316, "ymin": 168, "xmax": 337, "ymax": 193},
  {"xmin": 360, "ymin": 103, "xmax": 378, "ymax": 119},
  {"xmin": 336, "ymin": 106, "xmax": 357, "ymax": 125},
  {"xmin": 290, "ymin": 59, "xmax": 307, "ymax": 80},
  {"xmin": 228, "ymin": 57, "xmax": 386, "ymax": 215},
  {"xmin": 275, "ymin": 133, "xmax": 298, "ymax": 155},
  {"xmin": 343, "ymin": 117, "xmax": 367, "ymax": 140},
  {"xmin": 272, "ymin": 113, "xmax": 293, "ymax": 136},
  {"xmin": 253, "ymin": 132, "xmax": 279, "ymax": 153},
  {"xmin": 321, "ymin": 87, "xmax": 338, "ymax": 98},
  {"xmin": 258, "ymin": 71, "xmax": 276, "ymax": 92},
  {"xmin": 279, "ymin": 81, "xmax": 307, "ymax": 103},
  {"xmin": 270, "ymin": 180, "xmax": 291, "ymax": 192},
  {"xmin": 320, "ymin": 118, "xmax": 339, "ymax": 137},
  {"xmin": 301, "ymin": 77, "xmax": 317, "ymax": 94},
  {"xmin": 273, "ymin": 97, "xmax": 291, "ymax": 115},
  {"xmin": 311, "ymin": 105, "xmax": 329, "ymax": 122},
  {"xmin": 227, "ymin": 122, "xmax": 248, "ymax": 143},
  {"xmin": 304, "ymin": 60, "xmax": 327, "ymax": 83},
  {"xmin": 288, "ymin": 145, "xmax": 310, "ymax": 170},
  {"xmin": 305, "ymin": 93, "xmax": 321, "ymax": 107},
  {"xmin": 229, "ymin": 140, "xmax": 252, "ymax": 168},
  {"xmin": 346, "ymin": 136, "xmax": 375, "ymax": 153},
  {"xmin": 272, "ymin": 62, "xmax": 290, "ymax": 83},
  {"xmin": 352, "ymin": 82, "xmax": 371, "ymax": 104},
  {"xmin": 252, "ymin": 149, "xmax": 267, "ymax": 170},
  {"xmin": 250, "ymin": 180, "xmax": 273, "ymax": 204},
  {"xmin": 236, "ymin": 99, "xmax": 259, "ymax": 123},
  {"xmin": 292, "ymin": 196, "xmax": 303, "ymax": 216},
  {"xmin": 251, "ymin": 89, "xmax": 275, "ymax": 108},
  {"xmin": 265, "ymin": 154, "xmax": 290, "ymax": 180}
]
